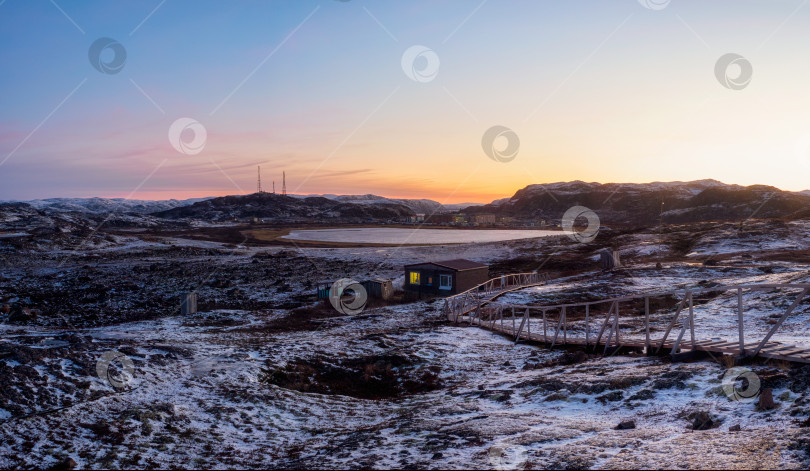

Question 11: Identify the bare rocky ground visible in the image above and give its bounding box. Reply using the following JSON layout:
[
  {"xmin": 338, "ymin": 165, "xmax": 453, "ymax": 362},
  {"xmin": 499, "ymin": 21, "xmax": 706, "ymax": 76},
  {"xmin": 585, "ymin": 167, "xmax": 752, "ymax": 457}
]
[{"xmin": 1, "ymin": 218, "xmax": 810, "ymax": 469}]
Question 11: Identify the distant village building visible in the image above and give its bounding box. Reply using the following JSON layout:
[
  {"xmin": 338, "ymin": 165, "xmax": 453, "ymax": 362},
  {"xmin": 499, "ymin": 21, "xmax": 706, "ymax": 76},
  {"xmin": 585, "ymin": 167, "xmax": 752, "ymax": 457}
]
[
  {"xmin": 405, "ymin": 214, "xmax": 426, "ymax": 223},
  {"xmin": 404, "ymin": 259, "xmax": 489, "ymax": 297},
  {"xmin": 472, "ymin": 214, "xmax": 496, "ymax": 225},
  {"xmin": 425, "ymin": 214, "xmax": 455, "ymax": 225},
  {"xmin": 497, "ymin": 216, "xmax": 515, "ymax": 226}
]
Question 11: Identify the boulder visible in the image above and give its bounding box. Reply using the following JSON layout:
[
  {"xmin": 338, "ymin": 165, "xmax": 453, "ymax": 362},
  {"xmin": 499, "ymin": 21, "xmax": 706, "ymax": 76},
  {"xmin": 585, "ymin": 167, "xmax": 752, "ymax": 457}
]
[
  {"xmin": 46, "ymin": 458, "xmax": 77, "ymax": 471},
  {"xmin": 758, "ymin": 388, "xmax": 776, "ymax": 411},
  {"xmin": 691, "ymin": 411, "xmax": 714, "ymax": 430},
  {"xmin": 729, "ymin": 424, "xmax": 741, "ymax": 432},
  {"xmin": 615, "ymin": 420, "xmax": 636, "ymax": 430}
]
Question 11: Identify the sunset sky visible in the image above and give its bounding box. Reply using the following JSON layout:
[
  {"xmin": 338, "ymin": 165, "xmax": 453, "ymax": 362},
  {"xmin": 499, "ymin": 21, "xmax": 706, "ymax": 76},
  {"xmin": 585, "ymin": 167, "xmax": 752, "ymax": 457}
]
[{"xmin": 2, "ymin": 0, "xmax": 810, "ymax": 203}]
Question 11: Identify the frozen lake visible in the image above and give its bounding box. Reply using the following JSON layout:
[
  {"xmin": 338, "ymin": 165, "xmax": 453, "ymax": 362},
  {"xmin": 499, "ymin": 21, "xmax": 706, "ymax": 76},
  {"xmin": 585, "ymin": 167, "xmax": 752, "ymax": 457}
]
[{"xmin": 281, "ymin": 227, "xmax": 562, "ymax": 245}]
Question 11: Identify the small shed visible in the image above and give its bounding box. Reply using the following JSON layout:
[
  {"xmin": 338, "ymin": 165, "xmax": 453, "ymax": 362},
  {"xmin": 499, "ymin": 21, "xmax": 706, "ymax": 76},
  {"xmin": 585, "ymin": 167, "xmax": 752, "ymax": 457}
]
[
  {"xmin": 316, "ymin": 282, "xmax": 332, "ymax": 300},
  {"xmin": 318, "ymin": 279, "xmax": 393, "ymax": 301},
  {"xmin": 361, "ymin": 279, "xmax": 393, "ymax": 300},
  {"xmin": 180, "ymin": 292, "xmax": 198, "ymax": 315},
  {"xmin": 404, "ymin": 259, "xmax": 489, "ymax": 297},
  {"xmin": 600, "ymin": 250, "xmax": 621, "ymax": 270}
]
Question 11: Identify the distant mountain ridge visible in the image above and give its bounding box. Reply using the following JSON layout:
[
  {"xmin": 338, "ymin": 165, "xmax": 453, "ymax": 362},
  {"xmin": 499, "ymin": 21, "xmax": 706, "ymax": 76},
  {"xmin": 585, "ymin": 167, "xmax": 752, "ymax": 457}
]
[
  {"xmin": 6, "ymin": 180, "xmax": 810, "ymax": 226},
  {"xmin": 21, "ymin": 197, "xmax": 211, "ymax": 215},
  {"xmin": 290, "ymin": 194, "xmax": 448, "ymax": 215},
  {"xmin": 152, "ymin": 193, "xmax": 416, "ymax": 222},
  {"xmin": 16, "ymin": 194, "xmax": 471, "ymax": 217},
  {"xmin": 465, "ymin": 180, "xmax": 810, "ymax": 225}
]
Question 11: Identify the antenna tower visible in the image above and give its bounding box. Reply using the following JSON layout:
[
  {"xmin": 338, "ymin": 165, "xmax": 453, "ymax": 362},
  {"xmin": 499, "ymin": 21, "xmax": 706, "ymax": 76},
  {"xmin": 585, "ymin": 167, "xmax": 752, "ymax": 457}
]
[
  {"xmin": 257, "ymin": 166, "xmax": 263, "ymax": 193},
  {"xmin": 282, "ymin": 171, "xmax": 287, "ymax": 196}
]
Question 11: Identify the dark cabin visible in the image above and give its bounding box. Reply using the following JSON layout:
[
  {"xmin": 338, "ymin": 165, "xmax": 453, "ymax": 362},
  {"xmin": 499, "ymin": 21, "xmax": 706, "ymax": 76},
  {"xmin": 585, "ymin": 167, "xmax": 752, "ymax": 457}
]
[
  {"xmin": 404, "ymin": 259, "xmax": 489, "ymax": 297},
  {"xmin": 317, "ymin": 279, "xmax": 394, "ymax": 301}
]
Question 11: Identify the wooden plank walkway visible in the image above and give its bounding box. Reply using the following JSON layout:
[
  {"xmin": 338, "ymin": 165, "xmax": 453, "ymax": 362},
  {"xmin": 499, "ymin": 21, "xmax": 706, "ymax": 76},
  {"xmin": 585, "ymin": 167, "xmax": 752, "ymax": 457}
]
[
  {"xmin": 442, "ymin": 275, "xmax": 810, "ymax": 365},
  {"xmin": 459, "ymin": 316, "xmax": 810, "ymax": 364}
]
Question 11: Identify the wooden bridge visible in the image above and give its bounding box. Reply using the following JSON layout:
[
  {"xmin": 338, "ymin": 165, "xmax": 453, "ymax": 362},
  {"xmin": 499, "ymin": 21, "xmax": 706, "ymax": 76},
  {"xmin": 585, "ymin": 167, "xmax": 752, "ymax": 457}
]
[{"xmin": 441, "ymin": 273, "xmax": 810, "ymax": 364}]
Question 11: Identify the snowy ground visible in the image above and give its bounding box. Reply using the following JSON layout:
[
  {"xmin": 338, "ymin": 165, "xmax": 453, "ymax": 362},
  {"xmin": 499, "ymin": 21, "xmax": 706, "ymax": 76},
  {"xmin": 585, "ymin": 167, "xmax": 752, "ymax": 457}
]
[{"xmin": 1, "ymin": 219, "xmax": 810, "ymax": 469}]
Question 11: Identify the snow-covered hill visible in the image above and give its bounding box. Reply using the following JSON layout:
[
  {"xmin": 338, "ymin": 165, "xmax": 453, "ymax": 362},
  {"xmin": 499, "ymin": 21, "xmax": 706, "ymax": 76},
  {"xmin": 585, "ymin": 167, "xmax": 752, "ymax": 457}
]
[
  {"xmin": 21, "ymin": 197, "xmax": 210, "ymax": 215},
  {"xmin": 291, "ymin": 194, "xmax": 448, "ymax": 215},
  {"xmin": 468, "ymin": 180, "xmax": 810, "ymax": 225}
]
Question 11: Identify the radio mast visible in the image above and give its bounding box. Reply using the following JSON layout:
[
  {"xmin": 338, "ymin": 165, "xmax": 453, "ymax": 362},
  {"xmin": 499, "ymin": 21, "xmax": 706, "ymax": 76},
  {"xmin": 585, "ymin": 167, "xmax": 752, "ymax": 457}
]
[{"xmin": 282, "ymin": 171, "xmax": 287, "ymax": 196}]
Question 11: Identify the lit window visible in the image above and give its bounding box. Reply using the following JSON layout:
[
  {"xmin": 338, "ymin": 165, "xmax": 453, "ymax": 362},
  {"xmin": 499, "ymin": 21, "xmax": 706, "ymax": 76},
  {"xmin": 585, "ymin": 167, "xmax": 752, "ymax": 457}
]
[{"xmin": 410, "ymin": 272, "xmax": 420, "ymax": 285}]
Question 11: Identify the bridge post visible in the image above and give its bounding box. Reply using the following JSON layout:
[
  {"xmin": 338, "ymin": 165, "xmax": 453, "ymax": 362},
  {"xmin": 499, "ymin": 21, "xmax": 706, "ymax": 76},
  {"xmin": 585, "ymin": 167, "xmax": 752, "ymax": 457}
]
[
  {"xmin": 585, "ymin": 305, "xmax": 590, "ymax": 347},
  {"xmin": 644, "ymin": 297, "xmax": 650, "ymax": 354},
  {"xmin": 562, "ymin": 306, "xmax": 567, "ymax": 345},
  {"xmin": 688, "ymin": 291, "xmax": 695, "ymax": 349},
  {"xmin": 542, "ymin": 310, "xmax": 547, "ymax": 343},
  {"xmin": 527, "ymin": 308, "xmax": 531, "ymax": 341},
  {"xmin": 512, "ymin": 307, "xmax": 516, "ymax": 336},
  {"xmin": 737, "ymin": 288, "xmax": 744, "ymax": 356},
  {"xmin": 614, "ymin": 304, "xmax": 619, "ymax": 345},
  {"xmin": 604, "ymin": 317, "xmax": 616, "ymax": 355}
]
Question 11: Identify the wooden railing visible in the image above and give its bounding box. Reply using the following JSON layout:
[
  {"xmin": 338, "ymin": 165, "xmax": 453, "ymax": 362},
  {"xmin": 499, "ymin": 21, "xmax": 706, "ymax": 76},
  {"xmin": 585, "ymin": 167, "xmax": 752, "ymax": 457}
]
[
  {"xmin": 441, "ymin": 272, "xmax": 549, "ymax": 324},
  {"xmin": 445, "ymin": 279, "xmax": 810, "ymax": 362}
]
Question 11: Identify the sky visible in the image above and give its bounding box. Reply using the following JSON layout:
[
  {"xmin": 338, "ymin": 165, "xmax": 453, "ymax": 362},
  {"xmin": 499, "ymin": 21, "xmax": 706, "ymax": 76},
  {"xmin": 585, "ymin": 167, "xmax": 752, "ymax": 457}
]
[{"xmin": 2, "ymin": 0, "xmax": 810, "ymax": 204}]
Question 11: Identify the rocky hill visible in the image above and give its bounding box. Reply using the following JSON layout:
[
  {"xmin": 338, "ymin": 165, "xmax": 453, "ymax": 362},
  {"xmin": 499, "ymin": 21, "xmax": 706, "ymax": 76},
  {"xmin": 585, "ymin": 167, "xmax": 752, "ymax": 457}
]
[
  {"xmin": 464, "ymin": 180, "xmax": 810, "ymax": 226},
  {"xmin": 152, "ymin": 193, "xmax": 416, "ymax": 222},
  {"xmin": 0, "ymin": 201, "xmax": 182, "ymax": 251},
  {"xmin": 290, "ymin": 193, "xmax": 447, "ymax": 215},
  {"xmin": 22, "ymin": 197, "xmax": 208, "ymax": 215}
]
